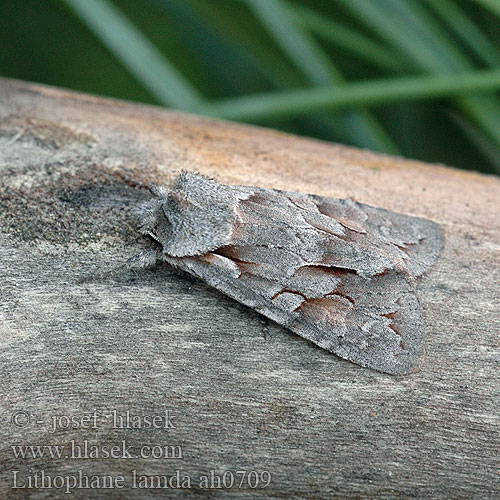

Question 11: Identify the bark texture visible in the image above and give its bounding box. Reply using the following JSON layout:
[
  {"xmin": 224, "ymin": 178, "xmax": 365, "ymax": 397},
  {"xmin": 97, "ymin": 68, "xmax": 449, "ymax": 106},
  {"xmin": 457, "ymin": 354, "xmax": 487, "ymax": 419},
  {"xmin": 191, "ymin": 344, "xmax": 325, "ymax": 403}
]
[{"xmin": 1, "ymin": 78, "xmax": 499, "ymax": 499}]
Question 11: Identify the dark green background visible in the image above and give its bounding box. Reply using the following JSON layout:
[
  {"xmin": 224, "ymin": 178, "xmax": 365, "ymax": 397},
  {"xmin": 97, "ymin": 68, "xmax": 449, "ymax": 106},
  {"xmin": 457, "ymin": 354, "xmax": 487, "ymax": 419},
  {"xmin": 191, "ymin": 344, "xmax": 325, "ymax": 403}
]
[{"xmin": 1, "ymin": 0, "xmax": 499, "ymax": 174}]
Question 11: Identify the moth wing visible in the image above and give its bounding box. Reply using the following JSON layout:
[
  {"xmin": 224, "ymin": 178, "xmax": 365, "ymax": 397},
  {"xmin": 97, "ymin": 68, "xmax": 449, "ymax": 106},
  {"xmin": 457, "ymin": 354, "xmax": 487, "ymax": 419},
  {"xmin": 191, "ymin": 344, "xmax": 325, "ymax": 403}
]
[
  {"xmin": 150, "ymin": 175, "xmax": 440, "ymax": 375},
  {"xmin": 360, "ymin": 202, "xmax": 443, "ymax": 277},
  {"xmin": 301, "ymin": 192, "xmax": 444, "ymax": 278},
  {"xmin": 163, "ymin": 253, "xmax": 423, "ymax": 375}
]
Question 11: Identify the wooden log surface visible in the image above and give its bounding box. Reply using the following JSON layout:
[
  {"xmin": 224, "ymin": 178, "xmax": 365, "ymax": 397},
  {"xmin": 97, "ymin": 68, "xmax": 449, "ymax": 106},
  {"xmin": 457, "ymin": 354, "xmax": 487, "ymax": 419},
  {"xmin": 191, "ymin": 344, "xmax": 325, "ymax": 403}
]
[{"xmin": 0, "ymin": 78, "xmax": 499, "ymax": 499}]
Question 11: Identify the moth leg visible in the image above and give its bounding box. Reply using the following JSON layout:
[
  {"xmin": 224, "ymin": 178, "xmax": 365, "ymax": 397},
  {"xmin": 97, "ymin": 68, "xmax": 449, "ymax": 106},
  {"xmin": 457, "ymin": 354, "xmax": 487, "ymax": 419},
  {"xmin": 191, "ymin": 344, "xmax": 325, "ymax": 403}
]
[{"xmin": 127, "ymin": 248, "xmax": 161, "ymax": 269}]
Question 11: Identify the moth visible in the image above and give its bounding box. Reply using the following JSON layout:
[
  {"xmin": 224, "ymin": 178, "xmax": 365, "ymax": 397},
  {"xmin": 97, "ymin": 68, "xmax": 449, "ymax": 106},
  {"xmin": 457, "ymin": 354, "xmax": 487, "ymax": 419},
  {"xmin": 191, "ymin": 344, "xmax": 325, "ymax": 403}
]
[{"xmin": 131, "ymin": 171, "xmax": 443, "ymax": 375}]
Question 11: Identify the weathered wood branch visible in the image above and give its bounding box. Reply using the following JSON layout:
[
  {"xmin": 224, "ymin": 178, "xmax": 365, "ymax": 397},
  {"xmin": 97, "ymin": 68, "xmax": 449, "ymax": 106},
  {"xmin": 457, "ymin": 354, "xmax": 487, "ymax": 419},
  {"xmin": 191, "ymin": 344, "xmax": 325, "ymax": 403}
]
[{"xmin": 1, "ymin": 78, "xmax": 499, "ymax": 499}]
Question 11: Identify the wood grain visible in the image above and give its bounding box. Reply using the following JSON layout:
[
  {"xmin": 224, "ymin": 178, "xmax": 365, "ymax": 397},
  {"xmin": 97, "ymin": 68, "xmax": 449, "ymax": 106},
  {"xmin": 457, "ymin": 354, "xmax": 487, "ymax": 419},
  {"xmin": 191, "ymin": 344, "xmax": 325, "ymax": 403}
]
[{"xmin": 1, "ymin": 78, "xmax": 499, "ymax": 499}]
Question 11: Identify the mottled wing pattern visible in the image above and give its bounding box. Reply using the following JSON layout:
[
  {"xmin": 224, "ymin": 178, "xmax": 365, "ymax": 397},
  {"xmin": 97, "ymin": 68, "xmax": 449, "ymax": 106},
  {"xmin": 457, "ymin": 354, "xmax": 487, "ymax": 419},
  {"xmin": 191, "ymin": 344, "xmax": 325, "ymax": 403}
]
[{"xmin": 135, "ymin": 172, "xmax": 443, "ymax": 375}]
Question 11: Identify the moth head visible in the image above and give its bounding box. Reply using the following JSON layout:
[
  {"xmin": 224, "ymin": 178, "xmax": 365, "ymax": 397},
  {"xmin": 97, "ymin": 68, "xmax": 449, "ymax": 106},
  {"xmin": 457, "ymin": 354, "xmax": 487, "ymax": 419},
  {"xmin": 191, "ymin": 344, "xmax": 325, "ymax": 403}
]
[{"xmin": 138, "ymin": 172, "xmax": 241, "ymax": 257}]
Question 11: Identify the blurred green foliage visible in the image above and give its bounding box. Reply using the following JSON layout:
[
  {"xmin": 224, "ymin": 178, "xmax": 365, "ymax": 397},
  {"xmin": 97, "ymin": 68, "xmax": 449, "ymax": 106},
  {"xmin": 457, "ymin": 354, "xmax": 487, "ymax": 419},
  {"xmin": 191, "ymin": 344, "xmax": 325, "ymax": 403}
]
[{"xmin": 1, "ymin": 0, "xmax": 499, "ymax": 173}]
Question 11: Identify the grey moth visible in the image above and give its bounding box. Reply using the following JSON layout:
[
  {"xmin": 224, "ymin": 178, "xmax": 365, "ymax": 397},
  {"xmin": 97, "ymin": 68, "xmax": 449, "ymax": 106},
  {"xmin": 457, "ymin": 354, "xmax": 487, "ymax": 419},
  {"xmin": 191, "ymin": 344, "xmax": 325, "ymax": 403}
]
[{"xmin": 131, "ymin": 171, "xmax": 443, "ymax": 375}]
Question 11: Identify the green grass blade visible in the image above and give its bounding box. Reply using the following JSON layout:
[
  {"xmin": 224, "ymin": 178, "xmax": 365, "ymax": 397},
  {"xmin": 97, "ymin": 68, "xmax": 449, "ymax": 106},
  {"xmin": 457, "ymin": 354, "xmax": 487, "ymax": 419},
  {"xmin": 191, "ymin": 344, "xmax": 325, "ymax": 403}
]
[
  {"xmin": 157, "ymin": 0, "xmax": 305, "ymax": 89},
  {"xmin": 385, "ymin": 0, "xmax": 500, "ymax": 148},
  {"xmin": 205, "ymin": 68, "xmax": 500, "ymax": 121},
  {"xmin": 244, "ymin": 0, "xmax": 340, "ymax": 85},
  {"xmin": 472, "ymin": 0, "xmax": 500, "ymax": 18},
  {"xmin": 343, "ymin": 109, "xmax": 401, "ymax": 153},
  {"xmin": 290, "ymin": 4, "xmax": 410, "ymax": 74},
  {"xmin": 244, "ymin": 0, "xmax": 399, "ymax": 153},
  {"xmin": 62, "ymin": 0, "xmax": 205, "ymax": 111},
  {"xmin": 336, "ymin": 0, "xmax": 448, "ymax": 72},
  {"xmin": 449, "ymin": 111, "xmax": 500, "ymax": 174},
  {"xmin": 152, "ymin": 1, "xmax": 352, "ymax": 145},
  {"xmin": 428, "ymin": 0, "xmax": 500, "ymax": 67},
  {"xmin": 338, "ymin": 0, "xmax": 500, "ymax": 150},
  {"xmin": 381, "ymin": 0, "xmax": 471, "ymax": 69}
]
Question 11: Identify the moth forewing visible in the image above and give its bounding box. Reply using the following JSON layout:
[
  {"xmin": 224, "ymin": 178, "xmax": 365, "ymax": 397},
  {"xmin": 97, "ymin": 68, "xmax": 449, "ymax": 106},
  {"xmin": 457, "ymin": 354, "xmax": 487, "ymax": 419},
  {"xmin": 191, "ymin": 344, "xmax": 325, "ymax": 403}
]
[{"xmin": 133, "ymin": 171, "xmax": 443, "ymax": 375}]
